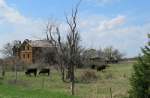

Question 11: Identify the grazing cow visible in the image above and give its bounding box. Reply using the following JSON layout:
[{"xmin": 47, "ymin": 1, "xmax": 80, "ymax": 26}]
[
  {"xmin": 97, "ymin": 65, "xmax": 107, "ymax": 71},
  {"xmin": 25, "ymin": 68, "xmax": 37, "ymax": 77},
  {"xmin": 91, "ymin": 64, "xmax": 96, "ymax": 69},
  {"xmin": 39, "ymin": 68, "xmax": 50, "ymax": 76}
]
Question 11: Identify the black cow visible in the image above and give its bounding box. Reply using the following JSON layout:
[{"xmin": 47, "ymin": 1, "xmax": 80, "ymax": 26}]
[
  {"xmin": 97, "ymin": 65, "xmax": 107, "ymax": 71},
  {"xmin": 39, "ymin": 68, "xmax": 50, "ymax": 76},
  {"xmin": 91, "ymin": 64, "xmax": 96, "ymax": 69},
  {"xmin": 25, "ymin": 68, "xmax": 37, "ymax": 77}
]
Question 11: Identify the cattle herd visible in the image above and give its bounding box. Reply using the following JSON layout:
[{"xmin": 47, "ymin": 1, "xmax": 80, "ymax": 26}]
[
  {"xmin": 25, "ymin": 64, "xmax": 107, "ymax": 77},
  {"xmin": 25, "ymin": 68, "xmax": 50, "ymax": 77},
  {"xmin": 25, "ymin": 63, "xmax": 108, "ymax": 77}
]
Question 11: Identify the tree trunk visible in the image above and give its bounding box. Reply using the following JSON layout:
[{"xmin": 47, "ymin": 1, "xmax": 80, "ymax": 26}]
[
  {"xmin": 61, "ymin": 65, "xmax": 65, "ymax": 82},
  {"xmin": 2, "ymin": 64, "xmax": 5, "ymax": 78},
  {"xmin": 71, "ymin": 64, "xmax": 75, "ymax": 95},
  {"xmin": 66, "ymin": 66, "xmax": 71, "ymax": 81}
]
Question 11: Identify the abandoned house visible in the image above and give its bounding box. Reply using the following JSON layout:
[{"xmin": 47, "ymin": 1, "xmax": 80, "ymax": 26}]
[{"xmin": 13, "ymin": 39, "xmax": 54, "ymax": 64}]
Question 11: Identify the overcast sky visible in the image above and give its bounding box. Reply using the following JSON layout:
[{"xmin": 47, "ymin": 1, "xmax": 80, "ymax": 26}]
[{"xmin": 0, "ymin": 0, "xmax": 150, "ymax": 58}]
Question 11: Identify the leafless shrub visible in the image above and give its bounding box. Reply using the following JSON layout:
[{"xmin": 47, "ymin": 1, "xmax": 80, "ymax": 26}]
[
  {"xmin": 105, "ymin": 72, "xmax": 113, "ymax": 79},
  {"xmin": 113, "ymin": 92, "xmax": 128, "ymax": 98},
  {"xmin": 79, "ymin": 70, "xmax": 97, "ymax": 83}
]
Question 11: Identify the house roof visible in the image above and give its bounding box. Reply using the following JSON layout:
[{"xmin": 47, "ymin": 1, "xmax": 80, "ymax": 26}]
[
  {"xmin": 29, "ymin": 40, "xmax": 52, "ymax": 47},
  {"xmin": 23, "ymin": 39, "xmax": 53, "ymax": 48}
]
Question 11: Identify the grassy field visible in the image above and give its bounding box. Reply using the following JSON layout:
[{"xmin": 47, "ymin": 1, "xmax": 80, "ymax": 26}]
[
  {"xmin": 0, "ymin": 62, "xmax": 134, "ymax": 98},
  {"xmin": 0, "ymin": 84, "xmax": 78, "ymax": 98}
]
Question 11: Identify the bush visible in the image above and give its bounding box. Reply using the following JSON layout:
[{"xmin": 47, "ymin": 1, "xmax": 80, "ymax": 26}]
[
  {"xmin": 129, "ymin": 35, "xmax": 150, "ymax": 98},
  {"xmin": 79, "ymin": 70, "xmax": 97, "ymax": 83}
]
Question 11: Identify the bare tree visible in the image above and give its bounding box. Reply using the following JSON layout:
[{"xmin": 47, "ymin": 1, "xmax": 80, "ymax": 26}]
[
  {"xmin": 1, "ymin": 41, "xmax": 23, "ymax": 82},
  {"xmin": 0, "ymin": 42, "xmax": 14, "ymax": 78},
  {"xmin": 112, "ymin": 49, "xmax": 124, "ymax": 61},
  {"xmin": 104, "ymin": 46, "xmax": 124, "ymax": 63},
  {"xmin": 0, "ymin": 40, "xmax": 21, "ymax": 58},
  {"xmin": 45, "ymin": 21, "xmax": 66, "ymax": 82},
  {"xmin": 1, "ymin": 43, "xmax": 14, "ymax": 58},
  {"xmin": 65, "ymin": 1, "xmax": 81, "ymax": 95},
  {"xmin": 103, "ymin": 46, "xmax": 113, "ymax": 61},
  {"xmin": 45, "ymin": 1, "xmax": 81, "ymax": 95}
]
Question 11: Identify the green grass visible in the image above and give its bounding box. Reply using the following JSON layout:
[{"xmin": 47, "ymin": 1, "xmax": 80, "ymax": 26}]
[
  {"xmin": 0, "ymin": 83, "xmax": 78, "ymax": 98},
  {"xmin": 0, "ymin": 62, "xmax": 134, "ymax": 98}
]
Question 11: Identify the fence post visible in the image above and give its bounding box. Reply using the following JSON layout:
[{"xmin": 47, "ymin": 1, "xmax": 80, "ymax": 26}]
[
  {"xmin": 15, "ymin": 64, "xmax": 18, "ymax": 83},
  {"xmin": 110, "ymin": 88, "xmax": 112, "ymax": 98},
  {"xmin": 42, "ymin": 76, "xmax": 45, "ymax": 89}
]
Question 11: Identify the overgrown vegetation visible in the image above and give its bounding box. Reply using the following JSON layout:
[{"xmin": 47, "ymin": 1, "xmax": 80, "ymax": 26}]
[
  {"xmin": 79, "ymin": 70, "xmax": 97, "ymax": 83},
  {"xmin": 0, "ymin": 62, "xmax": 133, "ymax": 98}
]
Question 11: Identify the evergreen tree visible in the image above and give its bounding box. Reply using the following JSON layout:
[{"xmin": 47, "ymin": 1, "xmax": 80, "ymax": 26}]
[{"xmin": 129, "ymin": 34, "xmax": 150, "ymax": 98}]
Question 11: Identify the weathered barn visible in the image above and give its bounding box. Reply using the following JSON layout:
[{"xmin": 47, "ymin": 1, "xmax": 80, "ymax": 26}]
[{"xmin": 13, "ymin": 39, "xmax": 53, "ymax": 64}]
